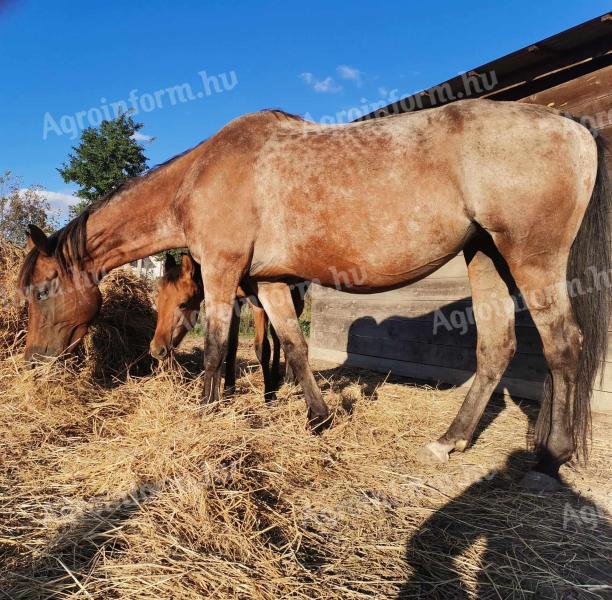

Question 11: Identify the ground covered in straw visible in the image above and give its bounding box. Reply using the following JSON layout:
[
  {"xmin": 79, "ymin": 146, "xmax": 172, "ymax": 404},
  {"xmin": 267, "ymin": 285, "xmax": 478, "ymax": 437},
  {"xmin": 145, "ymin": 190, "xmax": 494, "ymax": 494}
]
[{"xmin": 1, "ymin": 334, "xmax": 611, "ymax": 599}]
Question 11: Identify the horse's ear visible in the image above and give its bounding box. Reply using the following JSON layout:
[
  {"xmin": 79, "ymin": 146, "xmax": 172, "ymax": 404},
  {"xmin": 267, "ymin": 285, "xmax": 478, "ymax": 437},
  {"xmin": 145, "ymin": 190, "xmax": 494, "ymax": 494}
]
[
  {"xmin": 164, "ymin": 253, "xmax": 177, "ymax": 273},
  {"xmin": 180, "ymin": 253, "xmax": 195, "ymax": 279},
  {"xmin": 26, "ymin": 224, "xmax": 51, "ymax": 256},
  {"xmin": 25, "ymin": 232, "xmax": 35, "ymax": 252}
]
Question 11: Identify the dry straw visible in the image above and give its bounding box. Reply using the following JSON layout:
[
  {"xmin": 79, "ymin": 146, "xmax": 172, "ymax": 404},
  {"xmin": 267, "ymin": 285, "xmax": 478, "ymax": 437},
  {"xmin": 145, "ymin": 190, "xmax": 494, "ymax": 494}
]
[
  {"xmin": 0, "ymin": 238, "xmax": 27, "ymax": 355},
  {"xmin": 0, "ymin": 240, "xmax": 610, "ymax": 598}
]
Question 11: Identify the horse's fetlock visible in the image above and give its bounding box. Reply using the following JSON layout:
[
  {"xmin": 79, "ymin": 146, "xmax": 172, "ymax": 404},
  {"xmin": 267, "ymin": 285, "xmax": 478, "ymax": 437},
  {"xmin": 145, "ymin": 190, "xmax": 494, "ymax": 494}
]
[{"xmin": 454, "ymin": 439, "xmax": 469, "ymax": 452}]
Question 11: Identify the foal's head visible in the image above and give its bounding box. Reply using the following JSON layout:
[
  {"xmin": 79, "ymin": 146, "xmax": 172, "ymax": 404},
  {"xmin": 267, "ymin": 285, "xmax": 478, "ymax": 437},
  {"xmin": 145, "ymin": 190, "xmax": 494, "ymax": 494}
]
[
  {"xmin": 19, "ymin": 223, "xmax": 103, "ymax": 362},
  {"xmin": 150, "ymin": 253, "xmax": 202, "ymax": 360}
]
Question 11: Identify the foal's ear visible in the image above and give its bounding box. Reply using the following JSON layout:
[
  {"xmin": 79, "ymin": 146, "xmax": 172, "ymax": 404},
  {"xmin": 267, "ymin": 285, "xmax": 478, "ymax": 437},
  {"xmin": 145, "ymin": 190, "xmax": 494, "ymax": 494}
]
[
  {"xmin": 164, "ymin": 253, "xmax": 177, "ymax": 273},
  {"xmin": 180, "ymin": 254, "xmax": 195, "ymax": 279},
  {"xmin": 26, "ymin": 224, "xmax": 51, "ymax": 256}
]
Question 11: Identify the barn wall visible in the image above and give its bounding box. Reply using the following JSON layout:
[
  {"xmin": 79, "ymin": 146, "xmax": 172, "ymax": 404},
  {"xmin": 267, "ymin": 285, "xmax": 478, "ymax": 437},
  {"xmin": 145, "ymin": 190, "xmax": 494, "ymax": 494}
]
[{"xmin": 309, "ymin": 64, "xmax": 612, "ymax": 413}]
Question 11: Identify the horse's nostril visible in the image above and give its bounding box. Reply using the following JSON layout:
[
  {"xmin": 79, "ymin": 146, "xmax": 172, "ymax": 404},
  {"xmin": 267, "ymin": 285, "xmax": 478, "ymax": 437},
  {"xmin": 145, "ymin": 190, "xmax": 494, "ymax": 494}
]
[{"xmin": 151, "ymin": 345, "xmax": 168, "ymax": 360}]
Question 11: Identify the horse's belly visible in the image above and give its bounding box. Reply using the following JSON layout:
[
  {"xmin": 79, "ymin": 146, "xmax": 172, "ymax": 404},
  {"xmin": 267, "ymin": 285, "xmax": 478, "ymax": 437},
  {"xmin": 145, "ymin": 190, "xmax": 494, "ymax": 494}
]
[
  {"xmin": 297, "ymin": 243, "xmax": 465, "ymax": 291},
  {"xmin": 251, "ymin": 219, "xmax": 474, "ymax": 292}
]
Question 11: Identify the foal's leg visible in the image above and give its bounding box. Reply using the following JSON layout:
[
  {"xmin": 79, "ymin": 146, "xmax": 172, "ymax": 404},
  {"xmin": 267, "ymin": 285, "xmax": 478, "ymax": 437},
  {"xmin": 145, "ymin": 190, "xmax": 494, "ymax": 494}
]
[
  {"xmin": 223, "ymin": 300, "xmax": 241, "ymax": 394},
  {"xmin": 255, "ymin": 281, "xmax": 330, "ymax": 430},
  {"xmin": 251, "ymin": 303, "xmax": 275, "ymax": 400},
  {"xmin": 420, "ymin": 236, "xmax": 517, "ymax": 463},
  {"xmin": 269, "ymin": 325, "xmax": 282, "ymax": 387}
]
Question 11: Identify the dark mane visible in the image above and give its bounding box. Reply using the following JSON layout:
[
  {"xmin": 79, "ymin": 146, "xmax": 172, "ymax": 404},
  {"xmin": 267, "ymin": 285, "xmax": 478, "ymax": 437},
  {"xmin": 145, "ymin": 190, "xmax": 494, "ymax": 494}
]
[
  {"xmin": 19, "ymin": 144, "xmax": 203, "ymax": 289},
  {"xmin": 261, "ymin": 108, "xmax": 305, "ymax": 121}
]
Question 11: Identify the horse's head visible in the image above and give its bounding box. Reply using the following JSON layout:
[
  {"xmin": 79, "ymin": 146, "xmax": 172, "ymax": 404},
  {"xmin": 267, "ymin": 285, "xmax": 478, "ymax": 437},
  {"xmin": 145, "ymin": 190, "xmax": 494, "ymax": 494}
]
[
  {"xmin": 150, "ymin": 253, "xmax": 202, "ymax": 360},
  {"xmin": 19, "ymin": 224, "xmax": 102, "ymax": 362}
]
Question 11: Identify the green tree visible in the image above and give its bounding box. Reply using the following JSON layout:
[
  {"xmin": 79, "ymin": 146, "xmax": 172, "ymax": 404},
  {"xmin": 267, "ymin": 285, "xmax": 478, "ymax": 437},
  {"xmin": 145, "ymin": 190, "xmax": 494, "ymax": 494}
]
[
  {"xmin": 58, "ymin": 113, "xmax": 148, "ymax": 216},
  {"xmin": 0, "ymin": 171, "xmax": 56, "ymax": 247}
]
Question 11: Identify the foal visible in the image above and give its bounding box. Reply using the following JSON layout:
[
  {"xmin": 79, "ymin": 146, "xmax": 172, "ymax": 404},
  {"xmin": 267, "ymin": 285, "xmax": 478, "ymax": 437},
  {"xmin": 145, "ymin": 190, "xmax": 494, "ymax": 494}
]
[{"xmin": 151, "ymin": 253, "xmax": 306, "ymax": 399}]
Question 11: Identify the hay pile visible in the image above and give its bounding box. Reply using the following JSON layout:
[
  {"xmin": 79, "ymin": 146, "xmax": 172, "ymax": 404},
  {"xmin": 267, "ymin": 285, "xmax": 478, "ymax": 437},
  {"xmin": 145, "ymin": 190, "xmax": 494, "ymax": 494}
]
[
  {"xmin": 0, "ymin": 250, "xmax": 611, "ymax": 598},
  {"xmin": 0, "ymin": 238, "xmax": 27, "ymax": 355},
  {"xmin": 82, "ymin": 269, "xmax": 156, "ymax": 381},
  {"xmin": 1, "ymin": 349, "xmax": 610, "ymax": 598}
]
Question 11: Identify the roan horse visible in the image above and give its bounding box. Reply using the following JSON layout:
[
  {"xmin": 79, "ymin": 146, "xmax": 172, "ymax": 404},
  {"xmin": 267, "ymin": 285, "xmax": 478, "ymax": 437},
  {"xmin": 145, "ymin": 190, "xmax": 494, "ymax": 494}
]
[
  {"xmin": 19, "ymin": 100, "xmax": 610, "ymax": 490},
  {"xmin": 151, "ymin": 252, "xmax": 306, "ymax": 398}
]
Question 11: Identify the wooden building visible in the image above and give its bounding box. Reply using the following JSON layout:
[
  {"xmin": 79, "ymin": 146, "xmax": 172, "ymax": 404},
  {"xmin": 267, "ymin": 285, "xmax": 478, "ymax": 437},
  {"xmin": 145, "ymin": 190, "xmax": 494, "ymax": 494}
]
[{"xmin": 309, "ymin": 13, "xmax": 612, "ymax": 413}]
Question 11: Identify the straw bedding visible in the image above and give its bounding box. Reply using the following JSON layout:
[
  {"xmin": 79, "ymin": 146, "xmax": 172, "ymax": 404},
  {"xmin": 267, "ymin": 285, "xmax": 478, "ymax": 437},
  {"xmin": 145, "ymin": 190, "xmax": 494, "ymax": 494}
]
[{"xmin": 0, "ymin": 243, "xmax": 610, "ymax": 599}]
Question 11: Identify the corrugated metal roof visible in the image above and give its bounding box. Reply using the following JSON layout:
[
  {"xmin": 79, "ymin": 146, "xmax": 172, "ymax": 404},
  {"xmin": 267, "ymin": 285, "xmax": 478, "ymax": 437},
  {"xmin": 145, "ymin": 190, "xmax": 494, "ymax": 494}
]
[{"xmin": 357, "ymin": 12, "xmax": 612, "ymax": 120}]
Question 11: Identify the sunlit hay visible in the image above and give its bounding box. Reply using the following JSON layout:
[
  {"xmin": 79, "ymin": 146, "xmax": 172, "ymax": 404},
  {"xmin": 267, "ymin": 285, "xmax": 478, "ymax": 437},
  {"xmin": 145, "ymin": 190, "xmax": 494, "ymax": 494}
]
[
  {"xmin": 0, "ymin": 298, "xmax": 611, "ymax": 597},
  {"xmin": 0, "ymin": 237, "xmax": 27, "ymax": 355},
  {"xmin": 81, "ymin": 268, "xmax": 156, "ymax": 381}
]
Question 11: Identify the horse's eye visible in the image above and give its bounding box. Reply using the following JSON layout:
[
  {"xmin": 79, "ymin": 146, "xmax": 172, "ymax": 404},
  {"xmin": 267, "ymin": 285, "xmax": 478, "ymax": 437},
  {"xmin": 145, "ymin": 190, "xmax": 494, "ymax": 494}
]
[
  {"xmin": 179, "ymin": 302, "xmax": 188, "ymax": 309},
  {"xmin": 37, "ymin": 289, "xmax": 49, "ymax": 301}
]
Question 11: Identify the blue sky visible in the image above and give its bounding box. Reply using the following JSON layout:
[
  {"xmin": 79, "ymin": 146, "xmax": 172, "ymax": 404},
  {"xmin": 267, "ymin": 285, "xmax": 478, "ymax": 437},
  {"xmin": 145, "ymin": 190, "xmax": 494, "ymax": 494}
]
[{"xmin": 1, "ymin": 0, "xmax": 609, "ymax": 223}]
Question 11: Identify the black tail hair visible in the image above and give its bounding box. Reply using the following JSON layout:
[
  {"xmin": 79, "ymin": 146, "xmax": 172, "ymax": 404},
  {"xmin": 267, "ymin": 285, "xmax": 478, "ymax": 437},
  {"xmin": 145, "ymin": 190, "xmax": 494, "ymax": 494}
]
[{"xmin": 535, "ymin": 123, "xmax": 611, "ymax": 461}]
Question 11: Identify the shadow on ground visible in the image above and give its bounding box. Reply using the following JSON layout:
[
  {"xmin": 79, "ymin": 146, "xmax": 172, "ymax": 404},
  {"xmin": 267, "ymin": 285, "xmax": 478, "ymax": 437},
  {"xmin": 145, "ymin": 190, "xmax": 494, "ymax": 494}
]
[
  {"xmin": 397, "ymin": 449, "xmax": 612, "ymax": 599},
  {"xmin": 1, "ymin": 483, "xmax": 157, "ymax": 598}
]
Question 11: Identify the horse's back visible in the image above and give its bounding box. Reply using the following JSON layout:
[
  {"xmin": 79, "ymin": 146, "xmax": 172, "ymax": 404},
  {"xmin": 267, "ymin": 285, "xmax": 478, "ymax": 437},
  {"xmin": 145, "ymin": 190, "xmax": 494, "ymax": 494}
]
[{"xmin": 197, "ymin": 101, "xmax": 598, "ymax": 289}]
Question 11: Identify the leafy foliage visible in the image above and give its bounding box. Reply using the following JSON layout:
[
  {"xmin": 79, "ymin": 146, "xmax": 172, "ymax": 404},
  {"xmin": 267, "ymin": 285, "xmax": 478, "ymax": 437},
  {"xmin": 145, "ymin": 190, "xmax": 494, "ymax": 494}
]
[
  {"xmin": 58, "ymin": 114, "xmax": 148, "ymax": 217},
  {"xmin": 156, "ymin": 247, "xmax": 188, "ymax": 264},
  {"xmin": 0, "ymin": 171, "xmax": 56, "ymax": 247}
]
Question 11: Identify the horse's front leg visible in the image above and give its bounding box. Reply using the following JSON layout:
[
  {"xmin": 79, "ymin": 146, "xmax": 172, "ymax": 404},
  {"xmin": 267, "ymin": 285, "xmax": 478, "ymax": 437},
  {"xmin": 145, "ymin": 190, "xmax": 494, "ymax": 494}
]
[
  {"xmin": 255, "ymin": 281, "xmax": 330, "ymax": 430},
  {"xmin": 201, "ymin": 268, "xmax": 245, "ymax": 404}
]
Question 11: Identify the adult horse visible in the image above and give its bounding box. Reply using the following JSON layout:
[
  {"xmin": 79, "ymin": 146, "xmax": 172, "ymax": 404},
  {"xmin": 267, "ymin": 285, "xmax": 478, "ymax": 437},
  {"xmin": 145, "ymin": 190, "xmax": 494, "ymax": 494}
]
[
  {"xmin": 19, "ymin": 100, "xmax": 610, "ymax": 489},
  {"xmin": 151, "ymin": 252, "xmax": 306, "ymax": 398}
]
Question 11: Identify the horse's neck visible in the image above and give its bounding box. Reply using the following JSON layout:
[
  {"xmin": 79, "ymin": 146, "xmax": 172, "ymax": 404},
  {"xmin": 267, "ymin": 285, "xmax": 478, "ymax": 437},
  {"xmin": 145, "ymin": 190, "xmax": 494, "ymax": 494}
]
[{"xmin": 86, "ymin": 172, "xmax": 188, "ymax": 277}]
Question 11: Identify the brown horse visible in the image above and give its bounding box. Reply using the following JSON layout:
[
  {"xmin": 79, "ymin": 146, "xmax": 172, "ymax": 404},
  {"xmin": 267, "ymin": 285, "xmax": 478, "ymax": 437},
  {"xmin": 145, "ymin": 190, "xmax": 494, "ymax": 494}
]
[
  {"xmin": 151, "ymin": 252, "xmax": 306, "ymax": 398},
  {"xmin": 19, "ymin": 100, "xmax": 610, "ymax": 489}
]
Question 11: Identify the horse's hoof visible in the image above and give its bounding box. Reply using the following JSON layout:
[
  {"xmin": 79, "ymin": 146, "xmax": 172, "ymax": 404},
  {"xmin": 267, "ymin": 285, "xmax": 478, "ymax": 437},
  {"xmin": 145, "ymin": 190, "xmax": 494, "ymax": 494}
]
[
  {"xmin": 520, "ymin": 470, "xmax": 562, "ymax": 492},
  {"xmin": 416, "ymin": 441, "xmax": 450, "ymax": 464},
  {"xmin": 307, "ymin": 411, "xmax": 332, "ymax": 434},
  {"xmin": 263, "ymin": 391, "xmax": 277, "ymax": 403}
]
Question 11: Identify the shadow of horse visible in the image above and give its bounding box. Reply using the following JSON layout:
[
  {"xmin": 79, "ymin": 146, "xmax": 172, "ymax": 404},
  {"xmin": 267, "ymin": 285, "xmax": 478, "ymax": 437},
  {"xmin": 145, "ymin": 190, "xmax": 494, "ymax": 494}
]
[
  {"xmin": 1, "ymin": 482, "xmax": 158, "ymax": 598},
  {"xmin": 397, "ymin": 450, "xmax": 612, "ymax": 598}
]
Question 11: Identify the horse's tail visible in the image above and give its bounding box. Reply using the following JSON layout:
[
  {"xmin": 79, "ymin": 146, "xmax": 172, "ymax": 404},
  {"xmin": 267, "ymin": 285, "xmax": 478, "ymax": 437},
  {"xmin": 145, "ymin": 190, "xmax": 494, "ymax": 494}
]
[{"xmin": 535, "ymin": 123, "xmax": 611, "ymax": 460}]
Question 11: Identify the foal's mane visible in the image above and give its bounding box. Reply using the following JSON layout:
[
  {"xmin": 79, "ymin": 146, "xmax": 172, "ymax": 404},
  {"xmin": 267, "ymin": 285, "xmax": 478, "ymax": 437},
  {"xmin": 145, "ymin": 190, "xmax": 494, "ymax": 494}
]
[{"xmin": 19, "ymin": 147, "xmax": 198, "ymax": 289}]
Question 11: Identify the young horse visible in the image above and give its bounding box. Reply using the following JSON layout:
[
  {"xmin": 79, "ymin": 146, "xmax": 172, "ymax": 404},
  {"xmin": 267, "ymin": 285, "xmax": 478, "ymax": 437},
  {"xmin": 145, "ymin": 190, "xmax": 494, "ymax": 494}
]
[
  {"xmin": 19, "ymin": 100, "xmax": 610, "ymax": 490},
  {"xmin": 151, "ymin": 253, "xmax": 306, "ymax": 398}
]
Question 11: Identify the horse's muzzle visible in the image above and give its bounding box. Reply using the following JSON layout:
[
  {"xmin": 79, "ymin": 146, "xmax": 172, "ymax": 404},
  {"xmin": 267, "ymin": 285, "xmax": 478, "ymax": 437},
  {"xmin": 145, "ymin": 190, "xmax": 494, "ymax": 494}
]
[
  {"xmin": 24, "ymin": 345, "xmax": 61, "ymax": 365},
  {"xmin": 149, "ymin": 342, "xmax": 169, "ymax": 361}
]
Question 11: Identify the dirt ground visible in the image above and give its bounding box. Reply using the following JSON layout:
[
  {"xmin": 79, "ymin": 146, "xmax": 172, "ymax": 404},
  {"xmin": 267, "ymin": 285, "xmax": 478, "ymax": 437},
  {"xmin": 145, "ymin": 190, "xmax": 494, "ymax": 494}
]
[{"xmin": 1, "ymin": 337, "xmax": 611, "ymax": 599}]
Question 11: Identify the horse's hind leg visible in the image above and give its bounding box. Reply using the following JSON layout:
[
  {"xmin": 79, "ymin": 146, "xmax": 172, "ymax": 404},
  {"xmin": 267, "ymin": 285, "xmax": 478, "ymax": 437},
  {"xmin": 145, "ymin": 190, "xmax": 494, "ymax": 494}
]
[
  {"xmin": 419, "ymin": 235, "xmax": 516, "ymax": 463},
  {"xmin": 501, "ymin": 257, "xmax": 581, "ymax": 488}
]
